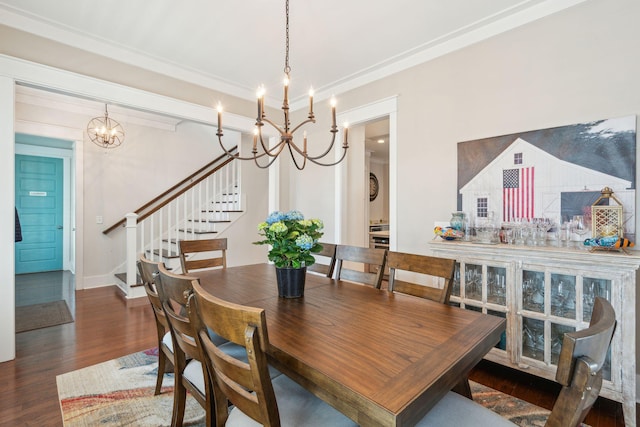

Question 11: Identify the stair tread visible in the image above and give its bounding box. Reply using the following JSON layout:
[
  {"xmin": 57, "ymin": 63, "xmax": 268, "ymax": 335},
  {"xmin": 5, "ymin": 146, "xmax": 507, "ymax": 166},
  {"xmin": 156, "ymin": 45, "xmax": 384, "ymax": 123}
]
[
  {"xmin": 115, "ymin": 272, "xmax": 143, "ymax": 287},
  {"xmin": 177, "ymin": 228, "xmax": 219, "ymax": 234},
  {"xmin": 148, "ymin": 248, "xmax": 180, "ymax": 259},
  {"xmin": 188, "ymin": 219, "xmax": 232, "ymax": 223}
]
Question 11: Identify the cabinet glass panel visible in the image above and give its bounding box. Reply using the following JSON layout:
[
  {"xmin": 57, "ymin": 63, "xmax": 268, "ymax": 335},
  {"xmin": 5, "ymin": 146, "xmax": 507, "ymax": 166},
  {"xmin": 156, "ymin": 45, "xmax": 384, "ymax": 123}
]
[
  {"xmin": 522, "ymin": 270, "xmax": 544, "ymax": 313},
  {"xmin": 486, "ymin": 266, "xmax": 507, "ymax": 306},
  {"xmin": 522, "ymin": 317, "xmax": 544, "ymax": 361},
  {"xmin": 452, "ymin": 263, "xmax": 461, "ymax": 297},
  {"xmin": 550, "ymin": 323, "xmax": 575, "ymax": 365},
  {"xmin": 464, "ymin": 264, "xmax": 482, "ymax": 301},
  {"xmin": 488, "ymin": 309, "xmax": 507, "ymax": 350},
  {"xmin": 550, "ymin": 273, "xmax": 576, "ymax": 319},
  {"xmin": 464, "ymin": 304, "xmax": 482, "ymax": 313},
  {"xmin": 583, "ymin": 278, "xmax": 612, "ymax": 322}
]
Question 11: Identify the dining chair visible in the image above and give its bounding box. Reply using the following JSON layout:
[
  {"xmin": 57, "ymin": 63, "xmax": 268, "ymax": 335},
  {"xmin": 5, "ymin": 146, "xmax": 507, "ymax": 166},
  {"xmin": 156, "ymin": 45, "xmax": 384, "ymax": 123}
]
[
  {"xmin": 387, "ymin": 251, "xmax": 456, "ymax": 304},
  {"xmin": 156, "ymin": 264, "xmax": 280, "ymax": 426},
  {"xmin": 179, "ymin": 238, "xmax": 227, "ymax": 274},
  {"xmin": 188, "ymin": 280, "xmax": 358, "ymax": 427},
  {"xmin": 334, "ymin": 244, "xmax": 387, "ymax": 288},
  {"xmin": 414, "ymin": 296, "xmax": 617, "ymax": 427},
  {"xmin": 156, "ymin": 263, "xmax": 215, "ymax": 427},
  {"xmin": 137, "ymin": 254, "xmax": 174, "ymax": 396},
  {"xmin": 306, "ymin": 241, "xmax": 337, "ymax": 278}
]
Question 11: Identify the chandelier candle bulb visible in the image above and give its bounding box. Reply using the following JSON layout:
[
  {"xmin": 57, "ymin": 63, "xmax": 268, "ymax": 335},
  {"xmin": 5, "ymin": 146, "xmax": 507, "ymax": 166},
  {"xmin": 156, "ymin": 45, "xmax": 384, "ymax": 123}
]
[
  {"xmin": 330, "ymin": 97, "xmax": 337, "ymax": 128},
  {"xmin": 303, "ymin": 131, "xmax": 307, "ymax": 154},
  {"xmin": 257, "ymin": 86, "xmax": 264, "ymax": 119},
  {"xmin": 216, "ymin": 104, "xmax": 223, "ymax": 134},
  {"xmin": 308, "ymin": 87, "xmax": 314, "ymax": 118},
  {"xmin": 343, "ymin": 125, "xmax": 349, "ymax": 147},
  {"xmin": 252, "ymin": 128, "xmax": 258, "ymax": 152},
  {"xmin": 283, "ymin": 76, "xmax": 289, "ymax": 107}
]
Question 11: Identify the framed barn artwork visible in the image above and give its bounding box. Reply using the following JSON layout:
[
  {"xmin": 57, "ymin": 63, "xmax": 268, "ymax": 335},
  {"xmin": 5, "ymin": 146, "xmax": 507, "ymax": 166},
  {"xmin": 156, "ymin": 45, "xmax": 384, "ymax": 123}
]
[{"xmin": 457, "ymin": 116, "xmax": 636, "ymax": 242}]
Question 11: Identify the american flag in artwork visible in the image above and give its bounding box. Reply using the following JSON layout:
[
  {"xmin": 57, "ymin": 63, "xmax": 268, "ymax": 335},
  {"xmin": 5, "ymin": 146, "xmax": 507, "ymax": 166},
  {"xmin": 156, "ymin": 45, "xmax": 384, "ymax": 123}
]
[{"xmin": 503, "ymin": 167, "xmax": 535, "ymax": 221}]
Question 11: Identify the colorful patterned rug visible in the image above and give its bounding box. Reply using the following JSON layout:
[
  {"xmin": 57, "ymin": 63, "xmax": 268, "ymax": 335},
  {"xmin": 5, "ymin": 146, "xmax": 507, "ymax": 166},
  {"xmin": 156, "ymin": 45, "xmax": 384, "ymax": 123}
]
[{"xmin": 56, "ymin": 349, "xmax": 582, "ymax": 426}]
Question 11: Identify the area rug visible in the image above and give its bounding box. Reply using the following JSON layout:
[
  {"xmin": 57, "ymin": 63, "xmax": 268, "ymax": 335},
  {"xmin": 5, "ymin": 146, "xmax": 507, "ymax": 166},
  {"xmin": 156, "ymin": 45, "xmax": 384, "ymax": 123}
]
[
  {"xmin": 57, "ymin": 349, "xmax": 580, "ymax": 427},
  {"xmin": 16, "ymin": 300, "xmax": 73, "ymax": 333}
]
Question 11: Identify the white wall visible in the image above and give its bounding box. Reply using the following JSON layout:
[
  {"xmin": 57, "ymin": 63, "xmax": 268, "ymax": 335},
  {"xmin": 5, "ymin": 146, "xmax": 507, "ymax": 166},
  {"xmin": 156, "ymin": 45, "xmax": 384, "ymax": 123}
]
[{"xmin": 0, "ymin": 76, "xmax": 16, "ymax": 362}]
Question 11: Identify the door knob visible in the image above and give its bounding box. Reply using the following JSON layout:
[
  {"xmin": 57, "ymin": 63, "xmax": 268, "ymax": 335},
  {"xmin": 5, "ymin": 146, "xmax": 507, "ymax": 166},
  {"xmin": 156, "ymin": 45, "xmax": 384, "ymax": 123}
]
[{"xmin": 57, "ymin": 225, "xmax": 63, "ymax": 230}]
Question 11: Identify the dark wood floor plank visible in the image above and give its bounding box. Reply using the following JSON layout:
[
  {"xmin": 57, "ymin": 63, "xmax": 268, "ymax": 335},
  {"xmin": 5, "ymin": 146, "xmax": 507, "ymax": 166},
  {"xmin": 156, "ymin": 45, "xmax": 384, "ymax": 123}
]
[{"xmin": 0, "ymin": 284, "xmax": 629, "ymax": 427}]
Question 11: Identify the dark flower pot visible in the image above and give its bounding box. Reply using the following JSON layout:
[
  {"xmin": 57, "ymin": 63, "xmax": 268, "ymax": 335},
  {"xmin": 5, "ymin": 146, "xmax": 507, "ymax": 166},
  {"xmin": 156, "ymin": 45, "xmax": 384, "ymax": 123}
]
[{"xmin": 275, "ymin": 267, "xmax": 306, "ymax": 298}]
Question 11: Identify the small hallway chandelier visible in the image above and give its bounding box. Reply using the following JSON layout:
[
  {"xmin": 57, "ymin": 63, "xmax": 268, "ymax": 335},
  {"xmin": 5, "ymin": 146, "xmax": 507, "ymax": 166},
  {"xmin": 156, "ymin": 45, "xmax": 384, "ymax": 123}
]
[
  {"xmin": 87, "ymin": 104, "xmax": 125, "ymax": 148},
  {"xmin": 215, "ymin": 0, "xmax": 349, "ymax": 170}
]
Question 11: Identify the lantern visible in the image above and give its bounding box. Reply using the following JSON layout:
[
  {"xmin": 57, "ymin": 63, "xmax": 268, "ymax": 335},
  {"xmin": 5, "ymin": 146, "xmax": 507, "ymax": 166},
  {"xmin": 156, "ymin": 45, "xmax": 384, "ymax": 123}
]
[{"xmin": 591, "ymin": 187, "xmax": 624, "ymax": 238}]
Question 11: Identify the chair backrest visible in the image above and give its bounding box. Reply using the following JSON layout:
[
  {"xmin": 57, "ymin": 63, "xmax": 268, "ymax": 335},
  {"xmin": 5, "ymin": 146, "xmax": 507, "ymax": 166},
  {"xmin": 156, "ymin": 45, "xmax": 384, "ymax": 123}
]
[
  {"xmin": 155, "ymin": 263, "xmax": 202, "ymax": 362},
  {"xmin": 545, "ymin": 297, "xmax": 616, "ymax": 427},
  {"xmin": 334, "ymin": 245, "xmax": 387, "ymax": 288},
  {"xmin": 179, "ymin": 238, "xmax": 228, "ymax": 274},
  {"xmin": 386, "ymin": 251, "xmax": 456, "ymax": 304},
  {"xmin": 189, "ymin": 280, "xmax": 278, "ymax": 427},
  {"xmin": 137, "ymin": 255, "xmax": 167, "ymax": 331},
  {"xmin": 307, "ymin": 242, "xmax": 337, "ymax": 278}
]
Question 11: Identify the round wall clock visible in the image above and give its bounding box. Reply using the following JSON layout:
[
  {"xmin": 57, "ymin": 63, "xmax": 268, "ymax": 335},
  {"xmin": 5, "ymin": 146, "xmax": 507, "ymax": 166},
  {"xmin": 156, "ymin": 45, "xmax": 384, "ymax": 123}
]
[{"xmin": 369, "ymin": 172, "xmax": 379, "ymax": 201}]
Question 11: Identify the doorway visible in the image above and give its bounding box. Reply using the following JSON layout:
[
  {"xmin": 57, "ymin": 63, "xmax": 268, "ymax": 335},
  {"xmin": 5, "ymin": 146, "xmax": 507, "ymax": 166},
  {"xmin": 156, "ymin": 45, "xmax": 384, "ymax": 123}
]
[
  {"xmin": 14, "ymin": 134, "xmax": 76, "ymax": 310},
  {"xmin": 336, "ymin": 96, "xmax": 397, "ymax": 250},
  {"xmin": 365, "ymin": 118, "xmax": 390, "ymax": 251}
]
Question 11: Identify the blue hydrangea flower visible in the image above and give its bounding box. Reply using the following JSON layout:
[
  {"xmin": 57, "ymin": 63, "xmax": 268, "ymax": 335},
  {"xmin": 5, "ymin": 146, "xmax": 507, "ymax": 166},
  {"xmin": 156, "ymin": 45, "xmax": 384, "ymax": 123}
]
[
  {"xmin": 285, "ymin": 210, "xmax": 304, "ymax": 221},
  {"xmin": 266, "ymin": 211, "xmax": 285, "ymax": 225},
  {"xmin": 295, "ymin": 234, "xmax": 314, "ymax": 250}
]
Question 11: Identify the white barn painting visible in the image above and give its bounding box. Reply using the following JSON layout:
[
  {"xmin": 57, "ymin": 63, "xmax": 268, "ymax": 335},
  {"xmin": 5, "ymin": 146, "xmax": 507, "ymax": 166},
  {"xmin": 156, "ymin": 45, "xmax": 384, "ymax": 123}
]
[{"xmin": 457, "ymin": 116, "xmax": 636, "ymax": 240}]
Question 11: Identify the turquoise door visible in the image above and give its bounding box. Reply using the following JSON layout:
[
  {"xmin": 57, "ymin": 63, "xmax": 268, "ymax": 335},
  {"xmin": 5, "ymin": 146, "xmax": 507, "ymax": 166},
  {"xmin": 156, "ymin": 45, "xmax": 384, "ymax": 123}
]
[{"xmin": 15, "ymin": 155, "xmax": 64, "ymax": 274}]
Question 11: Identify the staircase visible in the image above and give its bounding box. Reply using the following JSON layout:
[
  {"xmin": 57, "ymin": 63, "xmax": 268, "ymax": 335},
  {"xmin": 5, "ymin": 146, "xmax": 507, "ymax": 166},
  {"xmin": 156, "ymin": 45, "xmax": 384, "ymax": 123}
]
[{"xmin": 104, "ymin": 149, "xmax": 243, "ymax": 297}]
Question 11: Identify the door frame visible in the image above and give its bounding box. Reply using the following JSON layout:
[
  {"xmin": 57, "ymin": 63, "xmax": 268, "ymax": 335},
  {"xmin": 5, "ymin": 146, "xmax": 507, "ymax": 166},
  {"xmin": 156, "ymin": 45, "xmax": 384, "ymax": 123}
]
[
  {"xmin": 15, "ymin": 123, "xmax": 84, "ymax": 284},
  {"xmin": 336, "ymin": 96, "xmax": 398, "ymax": 251}
]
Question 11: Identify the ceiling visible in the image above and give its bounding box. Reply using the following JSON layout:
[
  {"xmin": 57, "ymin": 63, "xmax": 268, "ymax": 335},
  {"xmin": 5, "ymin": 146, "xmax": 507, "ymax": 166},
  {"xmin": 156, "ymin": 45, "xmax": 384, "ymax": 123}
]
[{"xmin": 0, "ymin": 0, "xmax": 584, "ymax": 109}]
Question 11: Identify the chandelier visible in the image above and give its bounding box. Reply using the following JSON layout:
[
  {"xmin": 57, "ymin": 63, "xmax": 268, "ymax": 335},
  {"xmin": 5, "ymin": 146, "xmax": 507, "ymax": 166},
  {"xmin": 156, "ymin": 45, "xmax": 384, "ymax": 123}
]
[
  {"xmin": 215, "ymin": 0, "xmax": 349, "ymax": 170},
  {"xmin": 87, "ymin": 104, "xmax": 125, "ymax": 149}
]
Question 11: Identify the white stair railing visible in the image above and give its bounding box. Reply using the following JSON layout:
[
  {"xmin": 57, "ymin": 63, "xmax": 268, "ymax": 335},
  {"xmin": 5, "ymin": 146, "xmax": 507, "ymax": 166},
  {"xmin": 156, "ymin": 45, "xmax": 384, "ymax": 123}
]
[{"xmin": 123, "ymin": 160, "xmax": 240, "ymax": 297}]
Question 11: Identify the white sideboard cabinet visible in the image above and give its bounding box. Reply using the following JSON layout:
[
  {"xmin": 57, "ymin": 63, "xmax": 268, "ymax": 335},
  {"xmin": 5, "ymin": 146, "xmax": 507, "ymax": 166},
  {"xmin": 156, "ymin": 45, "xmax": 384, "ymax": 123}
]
[{"xmin": 430, "ymin": 240, "xmax": 640, "ymax": 426}]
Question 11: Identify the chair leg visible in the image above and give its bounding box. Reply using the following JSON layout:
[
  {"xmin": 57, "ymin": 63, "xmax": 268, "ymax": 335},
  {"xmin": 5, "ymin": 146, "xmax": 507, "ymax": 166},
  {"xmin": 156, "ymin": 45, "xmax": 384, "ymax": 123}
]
[
  {"xmin": 154, "ymin": 351, "xmax": 167, "ymax": 395},
  {"xmin": 452, "ymin": 377, "xmax": 472, "ymax": 399},
  {"xmin": 171, "ymin": 378, "xmax": 187, "ymax": 427}
]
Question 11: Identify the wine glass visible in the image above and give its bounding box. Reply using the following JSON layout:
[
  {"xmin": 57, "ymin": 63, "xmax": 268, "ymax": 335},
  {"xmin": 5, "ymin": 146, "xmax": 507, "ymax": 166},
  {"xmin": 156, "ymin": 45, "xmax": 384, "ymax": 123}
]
[{"xmin": 571, "ymin": 215, "xmax": 589, "ymax": 248}]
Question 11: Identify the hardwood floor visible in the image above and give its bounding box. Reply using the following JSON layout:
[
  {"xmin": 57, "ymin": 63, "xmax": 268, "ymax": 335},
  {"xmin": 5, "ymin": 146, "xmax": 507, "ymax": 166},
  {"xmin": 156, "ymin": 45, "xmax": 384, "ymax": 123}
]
[
  {"xmin": 0, "ymin": 285, "xmax": 630, "ymax": 426},
  {"xmin": 1, "ymin": 286, "xmax": 156, "ymax": 426}
]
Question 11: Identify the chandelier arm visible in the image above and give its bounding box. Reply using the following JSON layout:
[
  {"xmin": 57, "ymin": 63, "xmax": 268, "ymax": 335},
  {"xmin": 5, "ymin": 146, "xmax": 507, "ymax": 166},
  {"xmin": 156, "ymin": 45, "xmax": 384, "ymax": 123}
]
[
  {"xmin": 253, "ymin": 154, "xmax": 281, "ymax": 169},
  {"xmin": 257, "ymin": 131, "xmax": 288, "ymax": 158},
  {"xmin": 216, "ymin": 135, "xmax": 274, "ymax": 161},
  {"xmin": 306, "ymin": 146, "xmax": 349, "ymax": 167},
  {"xmin": 305, "ymin": 131, "xmax": 340, "ymax": 160},
  {"xmin": 287, "ymin": 142, "xmax": 308, "ymax": 170},
  {"xmin": 260, "ymin": 117, "xmax": 286, "ymax": 135},
  {"xmin": 289, "ymin": 118, "xmax": 316, "ymax": 135}
]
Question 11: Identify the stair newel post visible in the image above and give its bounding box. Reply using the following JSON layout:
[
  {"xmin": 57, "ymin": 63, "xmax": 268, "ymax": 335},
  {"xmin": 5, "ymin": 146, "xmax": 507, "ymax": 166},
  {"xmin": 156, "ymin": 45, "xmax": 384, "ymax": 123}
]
[{"xmin": 125, "ymin": 212, "xmax": 139, "ymax": 297}]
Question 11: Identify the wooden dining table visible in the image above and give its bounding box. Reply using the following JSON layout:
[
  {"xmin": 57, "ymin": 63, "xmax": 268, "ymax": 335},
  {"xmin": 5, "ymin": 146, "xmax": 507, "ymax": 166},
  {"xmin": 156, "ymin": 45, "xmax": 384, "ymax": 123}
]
[{"xmin": 196, "ymin": 263, "xmax": 505, "ymax": 427}]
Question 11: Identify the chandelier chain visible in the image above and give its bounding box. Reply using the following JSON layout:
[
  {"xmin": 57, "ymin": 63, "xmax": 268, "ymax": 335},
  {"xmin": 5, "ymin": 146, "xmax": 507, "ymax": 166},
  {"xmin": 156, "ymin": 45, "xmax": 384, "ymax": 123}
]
[{"xmin": 284, "ymin": 0, "xmax": 290, "ymax": 74}]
